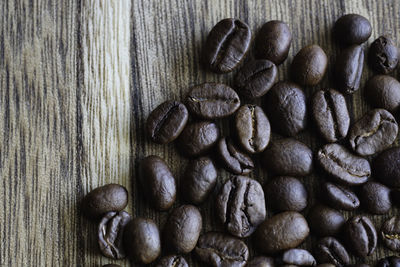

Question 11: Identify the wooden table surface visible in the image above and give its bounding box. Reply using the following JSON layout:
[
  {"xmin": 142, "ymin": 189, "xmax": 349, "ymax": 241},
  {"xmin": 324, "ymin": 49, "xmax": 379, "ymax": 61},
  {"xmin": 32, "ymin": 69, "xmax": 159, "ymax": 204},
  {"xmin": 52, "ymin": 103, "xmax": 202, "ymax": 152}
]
[{"xmin": 1, "ymin": 0, "xmax": 400, "ymax": 266}]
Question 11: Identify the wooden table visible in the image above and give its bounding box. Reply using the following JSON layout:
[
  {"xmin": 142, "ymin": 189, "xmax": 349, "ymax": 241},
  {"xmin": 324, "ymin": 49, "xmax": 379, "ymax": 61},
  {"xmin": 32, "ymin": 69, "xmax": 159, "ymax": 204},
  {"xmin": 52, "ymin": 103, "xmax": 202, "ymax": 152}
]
[{"xmin": 1, "ymin": 0, "xmax": 399, "ymax": 266}]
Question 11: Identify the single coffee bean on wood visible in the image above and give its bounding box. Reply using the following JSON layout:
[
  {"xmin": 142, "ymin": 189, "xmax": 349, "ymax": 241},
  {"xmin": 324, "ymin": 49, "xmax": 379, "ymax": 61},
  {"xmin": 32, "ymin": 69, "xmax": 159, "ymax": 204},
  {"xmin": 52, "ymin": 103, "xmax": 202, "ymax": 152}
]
[
  {"xmin": 308, "ymin": 204, "xmax": 345, "ymax": 237},
  {"xmin": 334, "ymin": 45, "xmax": 364, "ymax": 94},
  {"xmin": 282, "ymin": 249, "xmax": 316, "ymax": 266},
  {"xmin": 374, "ymin": 146, "xmax": 400, "ymax": 188},
  {"xmin": 334, "ymin": 14, "xmax": 372, "ymax": 45},
  {"xmin": 155, "ymin": 255, "xmax": 189, "ymax": 267},
  {"xmin": 376, "ymin": 256, "xmax": 400, "ymax": 267},
  {"xmin": 314, "ymin": 237, "xmax": 350, "ymax": 267},
  {"xmin": 381, "ymin": 216, "xmax": 400, "ymax": 252},
  {"xmin": 368, "ymin": 35, "xmax": 399, "ymax": 74},
  {"xmin": 321, "ymin": 182, "xmax": 360, "ymax": 210},
  {"xmin": 246, "ymin": 256, "xmax": 275, "ymax": 267},
  {"xmin": 343, "ymin": 215, "xmax": 377, "ymax": 257},
  {"xmin": 217, "ymin": 137, "xmax": 254, "ymax": 175},
  {"xmin": 359, "ymin": 181, "xmax": 392, "ymax": 214},
  {"xmin": 366, "ymin": 75, "xmax": 400, "ymax": 112}
]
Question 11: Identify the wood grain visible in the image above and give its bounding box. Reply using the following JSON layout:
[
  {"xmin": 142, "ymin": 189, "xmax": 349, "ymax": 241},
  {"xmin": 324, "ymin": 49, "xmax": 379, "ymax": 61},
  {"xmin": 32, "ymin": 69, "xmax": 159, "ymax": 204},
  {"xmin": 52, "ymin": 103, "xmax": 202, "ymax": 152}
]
[{"xmin": 1, "ymin": 0, "xmax": 400, "ymax": 266}]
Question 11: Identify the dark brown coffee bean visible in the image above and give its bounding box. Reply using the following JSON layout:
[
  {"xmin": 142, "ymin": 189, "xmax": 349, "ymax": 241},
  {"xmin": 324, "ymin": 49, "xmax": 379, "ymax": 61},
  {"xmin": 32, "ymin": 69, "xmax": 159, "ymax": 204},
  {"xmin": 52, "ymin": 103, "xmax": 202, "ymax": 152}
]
[
  {"xmin": 123, "ymin": 218, "xmax": 161, "ymax": 264},
  {"xmin": 368, "ymin": 35, "xmax": 399, "ymax": 74},
  {"xmin": 235, "ymin": 60, "xmax": 277, "ymax": 98},
  {"xmin": 140, "ymin": 156, "xmax": 176, "ymax": 211},
  {"xmin": 381, "ymin": 216, "xmax": 400, "ymax": 252},
  {"xmin": 246, "ymin": 256, "xmax": 275, "ymax": 267},
  {"xmin": 343, "ymin": 215, "xmax": 377, "ymax": 257},
  {"xmin": 312, "ymin": 89, "xmax": 350, "ymax": 142},
  {"xmin": 146, "ymin": 100, "xmax": 189, "ymax": 144},
  {"xmin": 366, "ymin": 75, "xmax": 400, "ymax": 112},
  {"xmin": 203, "ymin": 18, "xmax": 251, "ymax": 73},
  {"xmin": 98, "ymin": 211, "xmax": 132, "ymax": 259},
  {"xmin": 195, "ymin": 232, "xmax": 249, "ymax": 267},
  {"xmin": 217, "ymin": 137, "xmax": 254, "ymax": 175},
  {"xmin": 155, "ymin": 255, "xmax": 188, "ymax": 267},
  {"xmin": 291, "ymin": 45, "xmax": 328, "ymax": 86},
  {"xmin": 308, "ymin": 204, "xmax": 345, "ymax": 237},
  {"xmin": 317, "ymin": 143, "xmax": 371, "ymax": 185},
  {"xmin": 81, "ymin": 184, "xmax": 128, "ymax": 220},
  {"xmin": 335, "ymin": 45, "xmax": 364, "ymax": 94},
  {"xmin": 178, "ymin": 121, "xmax": 220, "ymax": 157},
  {"xmin": 321, "ymin": 182, "xmax": 360, "ymax": 210},
  {"xmin": 282, "ymin": 249, "xmax": 316, "ymax": 266},
  {"xmin": 186, "ymin": 83, "xmax": 240, "ymax": 119},
  {"xmin": 349, "ymin": 108, "xmax": 398, "ymax": 156},
  {"xmin": 255, "ymin": 20, "xmax": 292, "ymax": 65},
  {"xmin": 265, "ymin": 176, "xmax": 307, "ymax": 212},
  {"xmin": 359, "ymin": 181, "xmax": 392, "ymax": 214},
  {"xmin": 374, "ymin": 146, "xmax": 400, "ymax": 188},
  {"xmin": 376, "ymin": 256, "xmax": 400, "ymax": 267},
  {"xmin": 216, "ymin": 175, "xmax": 266, "ymax": 238},
  {"xmin": 263, "ymin": 138, "xmax": 313, "ymax": 176},
  {"xmin": 255, "ymin": 211, "xmax": 309, "ymax": 254},
  {"xmin": 181, "ymin": 157, "xmax": 217, "ymax": 204},
  {"xmin": 334, "ymin": 14, "xmax": 372, "ymax": 45},
  {"xmin": 235, "ymin": 104, "xmax": 271, "ymax": 153},
  {"xmin": 163, "ymin": 205, "xmax": 202, "ymax": 254},
  {"xmin": 314, "ymin": 237, "xmax": 350, "ymax": 266}
]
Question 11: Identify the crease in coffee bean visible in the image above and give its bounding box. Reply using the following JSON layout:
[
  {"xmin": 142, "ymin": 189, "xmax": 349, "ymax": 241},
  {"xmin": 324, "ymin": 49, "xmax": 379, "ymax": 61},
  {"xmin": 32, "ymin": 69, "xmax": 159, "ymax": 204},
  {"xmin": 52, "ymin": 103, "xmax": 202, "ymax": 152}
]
[
  {"xmin": 188, "ymin": 95, "xmax": 239, "ymax": 104},
  {"xmin": 241, "ymin": 180, "xmax": 252, "ymax": 233},
  {"xmin": 225, "ymin": 181, "xmax": 237, "ymax": 226},
  {"xmin": 101, "ymin": 225, "xmax": 119, "ymax": 258},
  {"xmin": 319, "ymin": 150, "xmax": 369, "ymax": 177},
  {"xmin": 353, "ymin": 116, "xmax": 396, "ymax": 148},
  {"xmin": 199, "ymin": 246, "xmax": 246, "ymax": 262},
  {"xmin": 384, "ymin": 233, "xmax": 400, "ymax": 240},
  {"xmin": 323, "ymin": 90, "xmax": 340, "ymax": 140},
  {"xmin": 242, "ymin": 65, "xmax": 275, "ymax": 84},
  {"xmin": 152, "ymin": 104, "xmax": 180, "ymax": 138},
  {"xmin": 249, "ymin": 105, "xmax": 257, "ymax": 149},
  {"xmin": 322, "ymin": 243, "xmax": 344, "ymax": 266},
  {"xmin": 226, "ymin": 141, "xmax": 253, "ymax": 173},
  {"xmin": 211, "ymin": 21, "xmax": 241, "ymax": 67},
  {"xmin": 359, "ymin": 217, "xmax": 375, "ymax": 255}
]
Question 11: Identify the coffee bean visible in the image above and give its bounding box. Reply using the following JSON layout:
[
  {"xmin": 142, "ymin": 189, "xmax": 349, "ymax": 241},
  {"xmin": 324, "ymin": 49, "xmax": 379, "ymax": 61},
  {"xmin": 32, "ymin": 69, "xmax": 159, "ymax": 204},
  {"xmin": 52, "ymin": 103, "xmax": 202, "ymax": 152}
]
[
  {"xmin": 263, "ymin": 138, "xmax": 313, "ymax": 176},
  {"xmin": 308, "ymin": 204, "xmax": 345, "ymax": 237},
  {"xmin": 343, "ymin": 215, "xmax": 377, "ymax": 257},
  {"xmin": 123, "ymin": 218, "xmax": 161, "ymax": 264},
  {"xmin": 359, "ymin": 181, "xmax": 392, "ymax": 214},
  {"xmin": 314, "ymin": 237, "xmax": 350, "ymax": 266},
  {"xmin": 282, "ymin": 249, "xmax": 316, "ymax": 266},
  {"xmin": 317, "ymin": 143, "xmax": 371, "ymax": 185},
  {"xmin": 255, "ymin": 20, "xmax": 292, "ymax": 65},
  {"xmin": 334, "ymin": 14, "xmax": 372, "ymax": 45},
  {"xmin": 235, "ymin": 60, "xmax": 277, "ymax": 99},
  {"xmin": 181, "ymin": 157, "xmax": 217, "ymax": 204},
  {"xmin": 366, "ymin": 75, "xmax": 400, "ymax": 112},
  {"xmin": 255, "ymin": 211, "xmax": 309, "ymax": 254},
  {"xmin": 195, "ymin": 232, "xmax": 249, "ymax": 267},
  {"xmin": 317, "ymin": 265, "xmax": 335, "ymax": 267},
  {"xmin": 155, "ymin": 255, "xmax": 188, "ymax": 267},
  {"xmin": 217, "ymin": 137, "xmax": 254, "ymax": 175},
  {"xmin": 265, "ymin": 176, "xmax": 308, "ymax": 212},
  {"xmin": 381, "ymin": 216, "xmax": 400, "ymax": 252},
  {"xmin": 178, "ymin": 121, "xmax": 220, "ymax": 157},
  {"xmin": 291, "ymin": 45, "xmax": 328, "ymax": 86},
  {"xmin": 312, "ymin": 89, "xmax": 350, "ymax": 142},
  {"xmin": 146, "ymin": 100, "xmax": 189, "ymax": 144},
  {"xmin": 246, "ymin": 256, "xmax": 275, "ymax": 267},
  {"xmin": 98, "ymin": 211, "xmax": 132, "ymax": 259},
  {"xmin": 140, "ymin": 156, "xmax": 176, "ymax": 211},
  {"xmin": 265, "ymin": 82, "xmax": 307, "ymax": 136},
  {"xmin": 349, "ymin": 108, "xmax": 398, "ymax": 156},
  {"xmin": 203, "ymin": 18, "xmax": 251, "ymax": 73},
  {"xmin": 368, "ymin": 35, "xmax": 399, "ymax": 74},
  {"xmin": 374, "ymin": 146, "xmax": 400, "ymax": 187},
  {"xmin": 321, "ymin": 182, "xmax": 360, "ymax": 210},
  {"xmin": 81, "ymin": 184, "xmax": 128, "ymax": 220},
  {"xmin": 216, "ymin": 175, "xmax": 266, "ymax": 238},
  {"xmin": 235, "ymin": 104, "xmax": 271, "ymax": 153},
  {"xmin": 163, "ymin": 205, "xmax": 202, "ymax": 254},
  {"xmin": 376, "ymin": 256, "xmax": 400, "ymax": 267},
  {"xmin": 334, "ymin": 45, "xmax": 364, "ymax": 94}
]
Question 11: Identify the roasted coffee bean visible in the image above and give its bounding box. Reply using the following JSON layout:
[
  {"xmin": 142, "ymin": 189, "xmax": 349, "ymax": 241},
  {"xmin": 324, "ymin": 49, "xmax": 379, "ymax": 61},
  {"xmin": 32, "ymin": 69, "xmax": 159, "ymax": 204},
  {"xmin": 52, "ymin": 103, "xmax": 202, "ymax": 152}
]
[
  {"xmin": 123, "ymin": 218, "xmax": 161, "ymax": 264},
  {"xmin": 81, "ymin": 184, "xmax": 128, "ymax": 220},
  {"xmin": 314, "ymin": 237, "xmax": 350, "ymax": 266},
  {"xmin": 265, "ymin": 82, "xmax": 307, "ymax": 136},
  {"xmin": 146, "ymin": 100, "xmax": 189, "ymax": 144},
  {"xmin": 321, "ymin": 182, "xmax": 360, "ymax": 210},
  {"xmin": 282, "ymin": 249, "xmax": 316, "ymax": 266},
  {"xmin": 140, "ymin": 156, "xmax": 176, "ymax": 211},
  {"xmin": 334, "ymin": 14, "xmax": 372, "ymax": 45},
  {"xmin": 263, "ymin": 138, "xmax": 313, "ymax": 176},
  {"xmin": 178, "ymin": 121, "xmax": 220, "ymax": 157},
  {"xmin": 359, "ymin": 181, "xmax": 392, "ymax": 214},
  {"xmin": 291, "ymin": 45, "xmax": 328, "ymax": 86},
  {"xmin": 217, "ymin": 137, "xmax": 254, "ymax": 175},
  {"xmin": 343, "ymin": 215, "xmax": 377, "ymax": 257},
  {"xmin": 374, "ymin": 146, "xmax": 400, "ymax": 187},
  {"xmin": 265, "ymin": 176, "xmax": 308, "ymax": 212},
  {"xmin": 368, "ymin": 35, "xmax": 399, "ymax": 74},
  {"xmin": 203, "ymin": 18, "xmax": 251, "ymax": 73},
  {"xmin": 381, "ymin": 216, "xmax": 400, "ymax": 252},
  {"xmin": 181, "ymin": 157, "xmax": 217, "ymax": 204},
  {"xmin": 312, "ymin": 89, "xmax": 350, "ymax": 142},
  {"xmin": 255, "ymin": 20, "xmax": 292, "ymax": 65},
  {"xmin": 216, "ymin": 175, "xmax": 266, "ymax": 238},
  {"xmin": 349, "ymin": 108, "xmax": 398, "ymax": 156},
  {"xmin": 246, "ymin": 256, "xmax": 275, "ymax": 267},
  {"xmin": 155, "ymin": 255, "xmax": 188, "ymax": 267},
  {"xmin": 317, "ymin": 143, "xmax": 371, "ymax": 185},
  {"xmin": 334, "ymin": 45, "xmax": 364, "ymax": 94},
  {"xmin": 195, "ymin": 232, "xmax": 249, "ymax": 267},
  {"xmin": 163, "ymin": 205, "xmax": 202, "ymax": 254},
  {"xmin": 376, "ymin": 256, "xmax": 400, "ymax": 267},
  {"xmin": 308, "ymin": 204, "xmax": 345, "ymax": 237},
  {"xmin": 235, "ymin": 104, "xmax": 271, "ymax": 153},
  {"xmin": 366, "ymin": 75, "xmax": 400, "ymax": 112},
  {"xmin": 255, "ymin": 211, "xmax": 309, "ymax": 254},
  {"xmin": 186, "ymin": 83, "xmax": 240, "ymax": 119},
  {"xmin": 98, "ymin": 211, "xmax": 132, "ymax": 259}
]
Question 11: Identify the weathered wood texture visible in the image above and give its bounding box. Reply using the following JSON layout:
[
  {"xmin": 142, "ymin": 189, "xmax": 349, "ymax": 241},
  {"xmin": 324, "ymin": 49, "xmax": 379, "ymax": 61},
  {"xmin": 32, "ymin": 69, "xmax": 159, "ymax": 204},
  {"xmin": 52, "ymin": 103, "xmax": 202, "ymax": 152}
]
[{"xmin": 1, "ymin": 0, "xmax": 400, "ymax": 266}]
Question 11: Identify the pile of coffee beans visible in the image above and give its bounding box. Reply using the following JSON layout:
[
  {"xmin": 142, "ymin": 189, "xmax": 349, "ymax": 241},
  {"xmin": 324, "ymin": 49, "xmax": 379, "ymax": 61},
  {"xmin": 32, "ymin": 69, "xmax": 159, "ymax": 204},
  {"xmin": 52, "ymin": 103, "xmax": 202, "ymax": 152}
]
[{"xmin": 81, "ymin": 13, "xmax": 400, "ymax": 266}]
